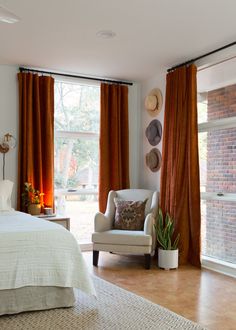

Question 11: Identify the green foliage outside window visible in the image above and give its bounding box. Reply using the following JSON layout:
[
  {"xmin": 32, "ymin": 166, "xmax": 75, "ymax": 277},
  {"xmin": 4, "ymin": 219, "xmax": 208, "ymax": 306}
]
[{"xmin": 54, "ymin": 81, "xmax": 100, "ymax": 189}]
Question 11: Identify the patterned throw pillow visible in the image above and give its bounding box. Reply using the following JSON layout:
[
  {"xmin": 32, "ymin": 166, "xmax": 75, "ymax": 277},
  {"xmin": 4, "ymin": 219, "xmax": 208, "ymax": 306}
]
[{"xmin": 113, "ymin": 198, "xmax": 148, "ymax": 230}]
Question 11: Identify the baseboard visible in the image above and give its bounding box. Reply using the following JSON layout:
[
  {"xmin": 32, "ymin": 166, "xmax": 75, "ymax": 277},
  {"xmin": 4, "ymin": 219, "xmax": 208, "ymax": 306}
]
[{"xmin": 202, "ymin": 256, "xmax": 236, "ymax": 279}]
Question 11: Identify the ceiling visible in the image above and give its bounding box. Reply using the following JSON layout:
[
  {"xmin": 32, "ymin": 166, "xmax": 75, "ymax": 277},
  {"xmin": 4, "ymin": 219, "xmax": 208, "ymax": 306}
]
[{"xmin": 0, "ymin": 0, "xmax": 236, "ymax": 82}]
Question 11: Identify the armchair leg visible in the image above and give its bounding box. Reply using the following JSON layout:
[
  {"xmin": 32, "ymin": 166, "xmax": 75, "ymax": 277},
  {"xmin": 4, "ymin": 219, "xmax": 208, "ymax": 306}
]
[
  {"xmin": 93, "ymin": 250, "xmax": 99, "ymax": 267},
  {"xmin": 144, "ymin": 254, "xmax": 151, "ymax": 269}
]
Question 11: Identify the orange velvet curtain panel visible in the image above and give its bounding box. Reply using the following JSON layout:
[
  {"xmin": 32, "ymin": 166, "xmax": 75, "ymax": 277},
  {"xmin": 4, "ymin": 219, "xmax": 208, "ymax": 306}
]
[
  {"xmin": 99, "ymin": 83, "xmax": 130, "ymax": 212},
  {"xmin": 17, "ymin": 72, "xmax": 54, "ymax": 211},
  {"xmin": 160, "ymin": 64, "xmax": 201, "ymax": 267}
]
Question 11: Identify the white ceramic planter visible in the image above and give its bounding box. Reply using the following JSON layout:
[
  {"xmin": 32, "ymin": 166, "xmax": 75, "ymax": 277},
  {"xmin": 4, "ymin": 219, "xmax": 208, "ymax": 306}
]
[{"xmin": 158, "ymin": 248, "xmax": 178, "ymax": 270}]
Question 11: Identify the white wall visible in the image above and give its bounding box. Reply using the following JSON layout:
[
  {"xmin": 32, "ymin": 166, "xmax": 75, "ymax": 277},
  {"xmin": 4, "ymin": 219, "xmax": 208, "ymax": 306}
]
[
  {"xmin": 128, "ymin": 82, "xmax": 141, "ymax": 188},
  {"xmin": 0, "ymin": 65, "xmax": 18, "ymax": 207},
  {"xmin": 140, "ymin": 68, "xmax": 167, "ymax": 191}
]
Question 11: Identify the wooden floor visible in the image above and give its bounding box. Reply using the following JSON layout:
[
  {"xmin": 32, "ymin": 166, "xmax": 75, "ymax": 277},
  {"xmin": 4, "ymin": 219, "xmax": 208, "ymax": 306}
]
[{"xmin": 83, "ymin": 251, "xmax": 236, "ymax": 330}]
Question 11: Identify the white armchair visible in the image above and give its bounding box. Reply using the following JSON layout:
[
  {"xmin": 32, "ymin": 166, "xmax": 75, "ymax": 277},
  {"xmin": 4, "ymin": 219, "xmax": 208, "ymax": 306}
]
[{"xmin": 92, "ymin": 189, "xmax": 158, "ymax": 269}]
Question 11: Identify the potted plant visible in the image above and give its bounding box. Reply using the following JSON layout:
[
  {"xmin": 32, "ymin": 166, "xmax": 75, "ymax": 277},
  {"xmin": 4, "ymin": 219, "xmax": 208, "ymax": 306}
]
[
  {"xmin": 155, "ymin": 208, "xmax": 180, "ymax": 270},
  {"xmin": 22, "ymin": 182, "xmax": 44, "ymax": 215}
]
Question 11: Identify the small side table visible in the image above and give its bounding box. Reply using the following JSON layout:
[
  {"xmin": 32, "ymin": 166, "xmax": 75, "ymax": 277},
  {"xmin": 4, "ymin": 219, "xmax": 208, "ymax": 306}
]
[{"xmin": 38, "ymin": 215, "xmax": 70, "ymax": 231}]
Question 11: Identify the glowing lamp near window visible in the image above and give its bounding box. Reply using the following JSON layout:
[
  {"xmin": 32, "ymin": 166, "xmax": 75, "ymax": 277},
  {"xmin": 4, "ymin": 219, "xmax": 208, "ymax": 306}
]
[{"xmin": 0, "ymin": 133, "xmax": 16, "ymax": 180}]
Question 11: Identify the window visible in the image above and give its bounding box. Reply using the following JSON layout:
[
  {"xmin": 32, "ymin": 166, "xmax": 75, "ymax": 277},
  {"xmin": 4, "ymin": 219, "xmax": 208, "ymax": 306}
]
[
  {"xmin": 198, "ymin": 82, "xmax": 236, "ymax": 265},
  {"xmin": 54, "ymin": 79, "xmax": 100, "ymax": 244}
]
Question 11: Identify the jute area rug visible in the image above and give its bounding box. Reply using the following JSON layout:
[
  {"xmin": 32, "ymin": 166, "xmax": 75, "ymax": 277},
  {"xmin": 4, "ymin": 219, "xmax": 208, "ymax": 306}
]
[{"xmin": 0, "ymin": 276, "xmax": 206, "ymax": 330}]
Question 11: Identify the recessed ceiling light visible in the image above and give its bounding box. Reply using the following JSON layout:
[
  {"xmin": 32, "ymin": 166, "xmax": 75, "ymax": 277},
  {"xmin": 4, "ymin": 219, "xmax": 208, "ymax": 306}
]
[
  {"xmin": 0, "ymin": 6, "xmax": 20, "ymax": 24},
  {"xmin": 96, "ymin": 30, "xmax": 116, "ymax": 39}
]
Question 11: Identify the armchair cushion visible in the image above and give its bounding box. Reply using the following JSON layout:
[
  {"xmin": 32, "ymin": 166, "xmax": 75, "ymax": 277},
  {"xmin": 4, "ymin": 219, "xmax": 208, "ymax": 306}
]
[
  {"xmin": 114, "ymin": 198, "xmax": 147, "ymax": 230},
  {"xmin": 92, "ymin": 230, "xmax": 152, "ymax": 246}
]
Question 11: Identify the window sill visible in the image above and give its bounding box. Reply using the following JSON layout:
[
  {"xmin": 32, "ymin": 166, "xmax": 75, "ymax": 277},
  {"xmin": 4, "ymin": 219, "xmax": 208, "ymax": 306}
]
[
  {"xmin": 201, "ymin": 255, "xmax": 236, "ymax": 279},
  {"xmin": 55, "ymin": 189, "xmax": 98, "ymax": 196}
]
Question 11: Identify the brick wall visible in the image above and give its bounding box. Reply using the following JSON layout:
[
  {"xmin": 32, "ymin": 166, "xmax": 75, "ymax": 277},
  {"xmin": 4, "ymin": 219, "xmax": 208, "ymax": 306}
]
[
  {"xmin": 208, "ymin": 85, "xmax": 236, "ymax": 120},
  {"xmin": 203, "ymin": 84, "xmax": 236, "ymax": 264}
]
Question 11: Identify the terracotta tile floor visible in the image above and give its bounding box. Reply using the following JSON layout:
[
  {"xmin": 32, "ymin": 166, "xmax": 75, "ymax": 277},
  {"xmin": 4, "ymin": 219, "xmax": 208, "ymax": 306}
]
[{"xmin": 83, "ymin": 251, "xmax": 236, "ymax": 330}]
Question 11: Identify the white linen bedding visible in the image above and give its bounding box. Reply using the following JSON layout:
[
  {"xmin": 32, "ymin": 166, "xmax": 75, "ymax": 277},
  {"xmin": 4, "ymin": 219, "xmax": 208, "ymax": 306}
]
[
  {"xmin": 0, "ymin": 286, "xmax": 75, "ymax": 315},
  {"xmin": 0, "ymin": 211, "xmax": 95, "ymax": 296}
]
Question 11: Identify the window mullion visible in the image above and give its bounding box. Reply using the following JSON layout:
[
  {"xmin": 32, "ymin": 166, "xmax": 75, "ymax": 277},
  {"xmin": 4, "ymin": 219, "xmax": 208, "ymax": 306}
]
[{"xmin": 55, "ymin": 130, "xmax": 99, "ymax": 140}]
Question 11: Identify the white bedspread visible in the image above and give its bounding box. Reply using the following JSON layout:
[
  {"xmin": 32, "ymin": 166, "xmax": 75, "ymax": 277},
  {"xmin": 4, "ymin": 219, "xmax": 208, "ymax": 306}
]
[{"xmin": 0, "ymin": 211, "xmax": 96, "ymax": 296}]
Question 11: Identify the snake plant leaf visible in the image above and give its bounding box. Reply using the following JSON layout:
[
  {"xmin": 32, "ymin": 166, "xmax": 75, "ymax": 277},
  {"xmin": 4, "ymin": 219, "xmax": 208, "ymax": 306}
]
[
  {"xmin": 158, "ymin": 208, "xmax": 164, "ymax": 231},
  {"xmin": 157, "ymin": 236, "xmax": 166, "ymax": 250},
  {"xmin": 173, "ymin": 234, "xmax": 180, "ymax": 250},
  {"xmin": 169, "ymin": 221, "xmax": 174, "ymax": 237},
  {"xmin": 157, "ymin": 231, "xmax": 166, "ymax": 249},
  {"xmin": 157, "ymin": 230, "xmax": 167, "ymax": 249},
  {"xmin": 167, "ymin": 237, "xmax": 172, "ymax": 250},
  {"xmin": 156, "ymin": 208, "xmax": 180, "ymax": 250},
  {"xmin": 163, "ymin": 226, "xmax": 168, "ymax": 243}
]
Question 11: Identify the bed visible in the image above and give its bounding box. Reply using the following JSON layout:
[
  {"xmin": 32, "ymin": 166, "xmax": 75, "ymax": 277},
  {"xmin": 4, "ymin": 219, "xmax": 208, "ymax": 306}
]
[{"xmin": 0, "ymin": 210, "xmax": 96, "ymax": 315}]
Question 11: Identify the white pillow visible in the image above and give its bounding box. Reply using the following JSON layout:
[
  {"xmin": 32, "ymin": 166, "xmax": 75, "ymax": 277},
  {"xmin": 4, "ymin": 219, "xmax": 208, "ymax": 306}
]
[{"xmin": 0, "ymin": 180, "xmax": 14, "ymax": 211}]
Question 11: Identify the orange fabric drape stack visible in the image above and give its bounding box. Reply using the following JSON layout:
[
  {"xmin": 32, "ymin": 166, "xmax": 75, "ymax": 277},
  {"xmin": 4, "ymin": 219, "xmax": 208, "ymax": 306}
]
[
  {"xmin": 160, "ymin": 64, "xmax": 201, "ymax": 267},
  {"xmin": 17, "ymin": 72, "xmax": 54, "ymax": 211},
  {"xmin": 99, "ymin": 83, "xmax": 130, "ymax": 212}
]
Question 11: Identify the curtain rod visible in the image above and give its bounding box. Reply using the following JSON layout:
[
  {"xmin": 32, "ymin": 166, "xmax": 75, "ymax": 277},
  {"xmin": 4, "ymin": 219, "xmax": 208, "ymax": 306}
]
[
  {"xmin": 167, "ymin": 41, "xmax": 236, "ymax": 72},
  {"xmin": 19, "ymin": 67, "xmax": 133, "ymax": 86}
]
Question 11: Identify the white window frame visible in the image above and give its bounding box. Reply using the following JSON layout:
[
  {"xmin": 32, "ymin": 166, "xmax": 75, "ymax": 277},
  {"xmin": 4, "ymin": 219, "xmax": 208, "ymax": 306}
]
[
  {"xmin": 54, "ymin": 78, "xmax": 100, "ymax": 248},
  {"xmin": 54, "ymin": 78, "xmax": 100, "ymax": 196},
  {"xmin": 198, "ymin": 115, "xmax": 236, "ymax": 203},
  {"xmin": 198, "ymin": 100, "xmax": 236, "ymax": 277},
  {"xmin": 55, "ymin": 131, "xmax": 99, "ymax": 140}
]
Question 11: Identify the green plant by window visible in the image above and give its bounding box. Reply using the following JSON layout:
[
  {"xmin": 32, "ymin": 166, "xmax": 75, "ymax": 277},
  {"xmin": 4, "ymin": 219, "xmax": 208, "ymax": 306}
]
[
  {"xmin": 154, "ymin": 208, "xmax": 180, "ymax": 250},
  {"xmin": 22, "ymin": 182, "xmax": 44, "ymax": 206}
]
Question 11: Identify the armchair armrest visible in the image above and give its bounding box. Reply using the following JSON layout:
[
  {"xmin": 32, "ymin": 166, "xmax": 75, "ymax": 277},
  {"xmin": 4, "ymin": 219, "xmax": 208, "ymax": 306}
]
[
  {"xmin": 144, "ymin": 213, "xmax": 155, "ymax": 235},
  {"xmin": 144, "ymin": 213, "xmax": 157, "ymax": 253},
  {"xmin": 94, "ymin": 212, "xmax": 113, "ymax": 232}
]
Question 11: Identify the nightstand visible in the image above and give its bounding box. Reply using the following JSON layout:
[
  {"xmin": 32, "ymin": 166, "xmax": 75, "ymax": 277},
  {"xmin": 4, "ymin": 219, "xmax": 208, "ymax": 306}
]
[{"xmin": 38, "ymin": 215, "xmax": 70, "ymax": 231}]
